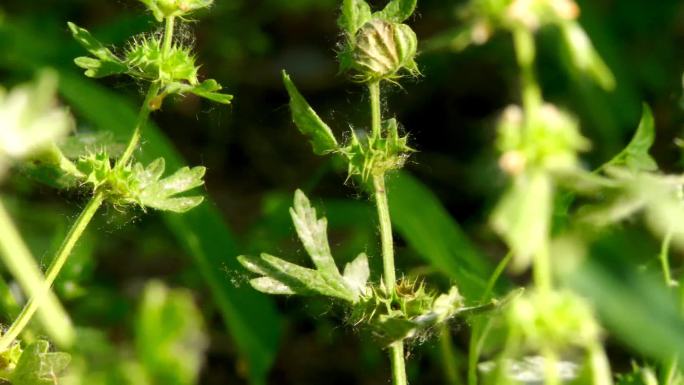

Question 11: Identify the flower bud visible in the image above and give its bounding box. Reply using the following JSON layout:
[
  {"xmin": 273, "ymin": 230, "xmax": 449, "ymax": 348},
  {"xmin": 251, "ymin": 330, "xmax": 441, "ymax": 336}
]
[
  {"xmin": 351, "ymin": 19, "xmax": 418, "ymax": 82},
  {"xmin": 140, "ymin": 0, "xmax": 213, "ymax": 21}
]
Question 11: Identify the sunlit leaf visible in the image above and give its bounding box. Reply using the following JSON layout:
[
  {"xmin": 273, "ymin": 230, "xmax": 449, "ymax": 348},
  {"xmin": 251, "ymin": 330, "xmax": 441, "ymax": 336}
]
[
  {"xmin": 373, "ymin": 0, "xmax": 417, "ymax": 23},
  {"xmin": 10, "ymin": 341, "xmax": 71, "ymax": 385},
  {"xmin": 67, "ymin": 22, "xmax": 126, "ymax": 78},
  {"xmin": 339, "ymin": 0, "xmax": 372, "ymax": 36}
]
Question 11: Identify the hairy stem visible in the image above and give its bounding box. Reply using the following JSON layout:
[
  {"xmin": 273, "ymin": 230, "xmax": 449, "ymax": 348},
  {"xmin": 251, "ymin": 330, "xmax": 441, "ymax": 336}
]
[
  {"xmin": 0, "ymin": 199, "xmax": 74, "ymax": 347},
  {"xmin": 369, "ymin": 81, "xmax": 381, "ymax": 139},
  {"xmin": 369, "ymin": 82, "xmax": 407, "ymax": 385},
  {"xmin": 0, "ymin": 193, "xmax": 104, "ymax": 351}
]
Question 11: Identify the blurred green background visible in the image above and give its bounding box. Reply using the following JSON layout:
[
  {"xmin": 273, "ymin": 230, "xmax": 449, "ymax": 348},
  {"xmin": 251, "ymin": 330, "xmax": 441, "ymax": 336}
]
[{"xmin": 2, "ymin": 0, "xmax": 684, "ymax": 384}]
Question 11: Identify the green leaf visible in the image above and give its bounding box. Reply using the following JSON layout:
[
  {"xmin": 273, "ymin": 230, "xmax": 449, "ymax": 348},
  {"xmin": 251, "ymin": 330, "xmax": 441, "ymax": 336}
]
[
  {"xmin": 238, "ymin": 254, "xmax": 356, "ymax": 301},
  {"xmin": 186, "ymin": 79, "xmax": 233, "ymax": 104},
  {"xmin": 67, "ymin": 22, "xmax": 127, "ymax": 78},
  {"xmin": 387, "ymin": 172, "xmax": 495, "ymax": 299},
  {"xmin": 137, "ymin": 162, "xmax": 206, "ymax": 213},
  {"xmin": 10, "ymin": 341, "xmax": 71, "ymax": 385},
  {"xmin": 373, "ymin": 0, "xmax": 417, "ymax": 23},
  {"xmin": 166, "ymin": 79, "xmax": 233, "ymax": 105},
  {"xmin": 342, "ymin": 253, "xmax": 370, "ymax": 296},
  {"xmin": 604, "ymin": 103, "xmax": 657, "ymax": 172},
  {"xmin": 491, "ymin": 171, "xmax": 552, "ymax": 273},
  {"xmin": 339, "ymin": 0, "xmax": 372, "ymax": 36},
  {"xmin": 136, "ymin": 281, "xmax": 207, "ymax": 385},
  {"xmin": 289, "ymin": 189, "xmax": 339, "ymax": 277},
  {"xmin": 282, "ymin": 71, "xmax": 339, "ymax": 155}
]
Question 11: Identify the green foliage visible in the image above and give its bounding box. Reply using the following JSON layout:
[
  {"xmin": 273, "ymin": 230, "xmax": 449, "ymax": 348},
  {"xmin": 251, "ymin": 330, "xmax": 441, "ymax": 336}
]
[
  {"xmin": 136, "ymin": 281, "xmax": 207, "ymax": 385},
  {"xmin": 604, "ymin": 104, "xmax": 657, "ymax": 172},
  {"xmin": 68, "ymin": 22, "xmax": 231, "ymax": 107},
  {"xmin": 9, "ymin": 341, "xmax": 70, "ymax": 385},
  {"xmin": 76, "ymin": 153, "xmax": 205, "ymax": 213},
  {"xmin": 282, "ymin": 71, "xmax": 339, "ymax": 155}
]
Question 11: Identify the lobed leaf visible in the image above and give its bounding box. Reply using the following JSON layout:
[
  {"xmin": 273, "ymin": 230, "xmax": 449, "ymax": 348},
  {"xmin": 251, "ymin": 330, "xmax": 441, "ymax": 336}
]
[
  {"xmin": 10, "ymin": 341, "xmax": 71, "ymax": 385},
  {"xmin": 282, "ymin": 71, "xmax": 339, "ymax": 155},
  {"xmin": 138, "ymin": 165, "xmax": 206, "ymax": 213},
  {"xmin": 186, "ymin": 79, "xmax": 233, "ymax": 104},
  {"xmin": 289, "ymin": 190, "xmax": 340, "ymax": 278},
  {"xmin": 343, "ymin": 253, "xmax": 370, "ymax": 296}
]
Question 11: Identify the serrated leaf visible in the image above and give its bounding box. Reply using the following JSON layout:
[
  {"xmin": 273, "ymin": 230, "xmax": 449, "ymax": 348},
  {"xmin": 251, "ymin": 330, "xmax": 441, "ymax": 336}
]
[
  {"xmin": 68, "ymin": 22, "xmax": 127, "ymax": 78},
  {"xmin": 289, "ymin": 189, "xmax": 339, "ymax": 277},
  {"xmin": 138, "ymin": 165, "xmax": 206, "ymax": 213},
  {"xmin": 282, "ymin": 71, "xmax": 339, "ymax": 155},
  {"xmin": 238, "ymin": 254, "xmax": 356, "ymax": 301},
  {"xmin": 373, "ymin": 0, "xmax": 417, "ymax": 23},
  {"xmin": 10, "ymin": 341, "xmax": 71, "ymax": 385},
  {"xmin": 605, "ymin": 104, "xmax": 657, "ymax": 172},
  {"xmin": 343, "ymin": 252, "xmax": 370, "ymax": 296},
  {"xmin": 339, "ymin": 0, "xmax": 373, "ymax": 36},
  {"xmin": 136, "ymin": 281, "xmax": 207, "ymax": 385}
]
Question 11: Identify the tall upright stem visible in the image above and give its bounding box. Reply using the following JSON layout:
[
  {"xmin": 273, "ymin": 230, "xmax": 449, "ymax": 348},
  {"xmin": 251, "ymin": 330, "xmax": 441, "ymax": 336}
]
[
  {"xmin": 368, "ymin": 82, "xmax": 406, "ymax": 385},
  {"xmin": 512, "ymin": 27, "xmax": 541, "ymax": 124}
]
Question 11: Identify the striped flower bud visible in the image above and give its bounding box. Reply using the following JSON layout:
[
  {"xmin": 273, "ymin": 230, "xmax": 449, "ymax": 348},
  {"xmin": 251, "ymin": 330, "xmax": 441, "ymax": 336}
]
[{"xmin": 351, "ymin": 19, "xmax": 418, "ymax": 83}]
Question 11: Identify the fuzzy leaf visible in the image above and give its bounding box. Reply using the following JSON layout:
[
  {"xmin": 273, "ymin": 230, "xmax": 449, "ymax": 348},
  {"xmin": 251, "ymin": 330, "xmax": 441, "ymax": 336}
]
[
  {"xmin": 374, "ymin": 0, "xmax": 417, "ymax": 23},
  {"xmin": 138, "ymin": 164, "xmax": 206, "ymax": 213},
  {"xmin": 59, "ymin": 131, "xmax": 124, "ymax": 159},
  {"xmin": 343, "ymin": 252, "xmax": 370, "ymax": 296},
  {"xmin": 238, "ymin": 254, "xmax": 356, "ymax": 301},
  {"xmin": 289, "ymin": 189, "xmax": 339, "ymax": 277},
  {"xmin": 10, "ymin": 341, "xmax": 70, "ymax": 385},
  {"xmin": 339, "ymin": 0, "xmax": 372, "ymax": 36},
  {"xmin": 606, "ymin": 104, "xmax": 658, "ymax": 172},
  {"xmin": 136, "ymin": 281, "xmax": 207, "ymax": 385},
  {"xmin": 68, "ymin": 22, "xmax": 127, "ymax": 78},
  {"xmin": 282, "ymin": 71, "xmax": 339, "ymax": 155}
]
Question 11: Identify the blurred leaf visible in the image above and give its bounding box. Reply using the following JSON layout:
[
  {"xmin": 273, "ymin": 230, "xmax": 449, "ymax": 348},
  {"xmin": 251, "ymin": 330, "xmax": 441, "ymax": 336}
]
[
  {"xmin": 282, "ymin": 71, "xmax": 339, "ymax": 155},
  {"xmin": 491, "ymin": 171, "xmax": 552, "ymax": 272},
  {"xmin": 343, "ymin": 253, "xmax": 370, "ymax": 295},
  {"xmin": 339, "ymin": 0, "xmax": 372, "ymax": 36},
  {"xmin": 373, "ymin": 0, "xmax": 417, "ymax": 23},
  {"xmin": 136, "ymin": 281, "xmax": 207, "ymax": 385},
  {"xmin": 11, "ymin": 341, "xmax": 70, "ymax": 385},
  {"xmin": 604, "ymin": 103, "xmax": 657, "ymax": 172},
  {"xmin": 387, "ymin": 172, "xmax": 495, "ymax": 299},
  {"xmin": 560, "ymin": 21, "xmax": 616, "ymax": 91}
]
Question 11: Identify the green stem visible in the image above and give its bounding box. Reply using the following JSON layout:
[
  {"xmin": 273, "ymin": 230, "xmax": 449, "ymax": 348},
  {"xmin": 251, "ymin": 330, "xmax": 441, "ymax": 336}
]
[
  {"xmin": 659, "ymin": 227, "xmax": 674, "ymax": 287},
  {"xmin": 369, "ymin": 81, "xmax": 382, "ymax": 139},
  {"xmin": 118, "ymin": 15, "xmax": 174, "ymax": 166},
  {"xmin": 118, "ymin": 82, "xmax": 161, "ymax": 166},
  {"xmin": 533, "ymin": 241, "xmax": 552, "ymax": 292},
  {"xmin": 0, "ymin": 192, "xmax": 104, "ymax": 351},
  {"xmin": 369, "ymin": 81, "xmax": 406, "ymax": 385},
  {"xmin": 390, "ymin": 340, "xmax": 408, "ymax": 385},
  {"xmin": 0, "ymin": 199, "xmax": 74, "ymax": 347},
  {"xmin": 512, "ymin": 27, "xmax": 541, "ymax": 125},
  {"xmin": 440, "ymin": 325, "xmax": 460, "ymax": 385},
  {"xmin": 374, "ymin": 174, "xmax": 396, "ymax": 289}
]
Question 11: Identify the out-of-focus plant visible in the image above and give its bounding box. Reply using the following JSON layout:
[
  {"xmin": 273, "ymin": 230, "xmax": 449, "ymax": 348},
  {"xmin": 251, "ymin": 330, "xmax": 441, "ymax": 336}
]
[{"xmin": 0, "ymin": 0, "xmax": 229, "ymax": 382}]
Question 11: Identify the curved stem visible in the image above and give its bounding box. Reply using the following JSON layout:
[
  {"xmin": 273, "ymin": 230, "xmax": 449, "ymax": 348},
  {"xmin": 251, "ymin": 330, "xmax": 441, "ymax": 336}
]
[
  {"xmin": 0, "ymin": 192, "xmax": 104, "ymax": 351},
  {"xmin": 117, "ymin": 82, "xmax": 161, "ymax": 166},
  {"xmin": 659, "ymin": 227, "xmax": 674, "ymax": 287}
]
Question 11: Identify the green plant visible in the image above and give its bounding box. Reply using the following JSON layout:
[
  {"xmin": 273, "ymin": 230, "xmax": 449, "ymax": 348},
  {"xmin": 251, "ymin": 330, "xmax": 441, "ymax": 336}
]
[{"xmin": 0, "ymin": 0, "xmax": 228, "ymax": 383}]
